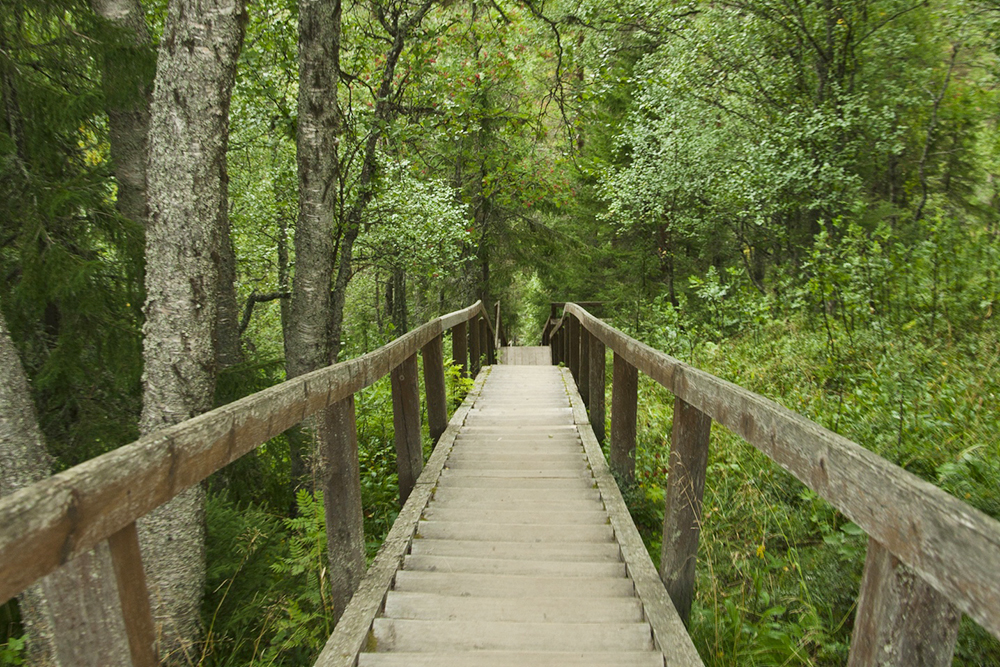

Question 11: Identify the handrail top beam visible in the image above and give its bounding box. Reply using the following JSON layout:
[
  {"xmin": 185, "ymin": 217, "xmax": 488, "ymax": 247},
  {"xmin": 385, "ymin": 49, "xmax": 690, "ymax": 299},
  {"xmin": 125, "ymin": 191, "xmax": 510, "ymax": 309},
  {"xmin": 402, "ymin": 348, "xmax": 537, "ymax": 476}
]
[
  {"xmin": 0, "ymin": 301, "xmax": 491, "ymax": 606},
  {"xmin": 553, "ymin": 301, "xmax": 1000, "ymax": 641}
]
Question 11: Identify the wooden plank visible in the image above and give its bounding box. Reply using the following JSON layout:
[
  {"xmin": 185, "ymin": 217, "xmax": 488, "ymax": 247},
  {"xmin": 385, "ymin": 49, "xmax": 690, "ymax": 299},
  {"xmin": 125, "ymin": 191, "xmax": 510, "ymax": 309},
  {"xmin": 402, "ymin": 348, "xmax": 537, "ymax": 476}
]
[
  {"xmin": 565, "ymin": 302, "xmax": 1000, "ymax": 640},
  {"xmin": 589, "ymin": 336, "xmax": 606, "ymax": 443},
  {"xmin": 847, "ymin": 538, "xmax": 960, "ymax": 666},
  {"xmin": 568, "ymin": 317, "xmax": 580, "ymax": 384},
  {"xmin": 562, "ymin": 368, "xmax": 704, "ymax": 666},
  {"xmin": 107, "ymin": 522, "xmax": 158, "ymax": 667},
  {"xmin": 610, "ymin": 353, "xmax": 637, "ymax": 484},
  {"xmin": 422, "ymin": 334, "xmax": 448, "ymax": 443},
  {"xmin": 578, "ymin": 328, "xmax": 590, "ymax": 410},
  {"xmin": 391, "ymin": 354, "xmax": 423, "ymax": 506},
  {"xmin": 0, "ymin": 301, "xmax": 486, "ymax": 606},
  {"xmin": 452, "ymin": 320, "xmax": 468, "ymax": 378},
  {"xmin": 660, "ymin": 397, "xmax": 711, "ymax": 624},
  {"xmin": 470, "ymin": 315, "xmax": 482, "ymax": 378},
  {"xmin": 312, "ymin": 370, "xmax": 489, "ymax": 667},
  {"xmin": 318, "ymin": 396, "xmax": 366, "ymax": 622}
]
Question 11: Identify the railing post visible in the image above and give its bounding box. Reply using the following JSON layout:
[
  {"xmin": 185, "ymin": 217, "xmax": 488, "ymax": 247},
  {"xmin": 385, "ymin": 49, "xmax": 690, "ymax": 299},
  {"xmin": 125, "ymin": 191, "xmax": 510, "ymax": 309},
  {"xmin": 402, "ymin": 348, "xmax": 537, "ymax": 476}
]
[
  {"xmin": 452, "ymin": 320, "xmax": 468, "ymax": 378},
  {"xmin": 390, "ymin": 353, "xmax": 423, "ymax": 505},
  {"xmin": 469, "ymin": 315, "xmax": 481, "ymax": 377},
  {"xmin": 318, "ymin": 396, "xmax": 365, "ymax": 621},
  {"xmin": 562, "ymin": 325, "xmax": 569, "ymax": 366},
  {"xmin": 847, "ymin": 538, "xmax": 960, "ymax": 666},
  {"xmin": 660, "ymin": 396, "xmax": 711, "ymax": 624},
  {"xmin": 589, "ymin": 335, "xmax": 606, "ymax": 442},
  {"xmin": 610, "ymin": 352, "xmax": 637, "ymax": 483},
  {"xmin": 422, "ymin": 333, "xmax": 448, "ymax": 443},
  {"xmin": 108, "ymin": 523, "xmax": 158, "ymax": 667},
  {"xmin": 578, "ymin": 326, "xmax": 591, "ymax": 409},
  {"xmin": 568, "ymin": 316, "xmax": 580, "ymax": 385},
  {"xmin": 479, "ymin": 317, "xmax": 491, "ymax": 365}
]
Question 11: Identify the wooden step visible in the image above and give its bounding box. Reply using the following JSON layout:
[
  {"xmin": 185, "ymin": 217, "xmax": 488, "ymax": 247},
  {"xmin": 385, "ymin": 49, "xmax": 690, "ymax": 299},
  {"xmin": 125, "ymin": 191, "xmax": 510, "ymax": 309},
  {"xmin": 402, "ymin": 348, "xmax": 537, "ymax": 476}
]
[
  {"xmin": 415, "ymin": 521, "xmax": 613, "ymax": 543},
  {"xmin": 403, "ymin": 554, "xmax": 625, "ymax": 577},
  {"xmin": 436, "ymin": 476, "xmax": 595, "ymax": 490},
  {"xmin": 382, "ymin": 592, "xmax": 643, "ymax": 623},
  {"xmin": 421, "ymin": 507, "xmax": 607, "ymax": 525},
  {"xmin": 408, "ymin": 539, "xmax": 621, "ymax": 562},
  {"xmin": 430, "ymin": 489, "xmax": 601, "ymax": 506},
  {"xmin": 371, "ymin": 619, "xmax": 654, "ymax": 652},
  {"xmin": 444, "ymin": 456, "xmax": 588, "ymax": 469},
  {"xmin": 392, "ymin": 571, "xmax": 634, "ymax": 598},
  {"xmin": 440, "ymin": 468, "xmax": 591, "ymax": 479},
  {"xmin": 358, "ymin": 652, "xmax": 664, "ymax": 667},
  {"xmin": 427, "ymin": 498, "xmax": 605, "ymax": 512}
]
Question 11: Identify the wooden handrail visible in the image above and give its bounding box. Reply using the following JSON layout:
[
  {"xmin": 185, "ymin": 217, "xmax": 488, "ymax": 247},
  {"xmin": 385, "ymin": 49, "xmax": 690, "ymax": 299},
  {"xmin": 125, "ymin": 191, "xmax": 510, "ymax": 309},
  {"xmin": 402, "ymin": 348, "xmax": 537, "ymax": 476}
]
[
  {"xmin": 548, "ymin": 302, "xmax": 1000, "ymax": 660},
  {"xmin": 0, "ymin": 301, "xmax": 494, "ymax": 609}
]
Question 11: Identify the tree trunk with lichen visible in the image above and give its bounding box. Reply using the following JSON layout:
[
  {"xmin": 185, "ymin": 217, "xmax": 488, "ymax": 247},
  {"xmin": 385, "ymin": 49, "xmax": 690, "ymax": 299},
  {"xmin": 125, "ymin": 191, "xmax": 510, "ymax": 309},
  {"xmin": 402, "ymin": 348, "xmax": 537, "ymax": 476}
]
[
  {"xmin": 139, "ymin": 0, "xmax": 246, "ymax": 659},
  {"xmin": 0, "ymin": 310, "xmax": 131, "ymax": 666}
]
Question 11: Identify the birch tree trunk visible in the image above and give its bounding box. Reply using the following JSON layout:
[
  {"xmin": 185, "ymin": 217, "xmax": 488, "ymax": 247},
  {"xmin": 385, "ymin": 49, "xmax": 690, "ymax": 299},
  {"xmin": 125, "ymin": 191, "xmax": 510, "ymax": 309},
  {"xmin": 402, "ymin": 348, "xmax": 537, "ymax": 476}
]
[
  {"xmin": 286, "ymin": 0, "xmax": 366, "ymax": 622},
  {"xmin": 140, "ymin": 0, "xmax": 245, "ymax": 659},
  {"xmin": 90, "ymin": 0, "xmax": 152, "ymax": 228},
  {"xmin": 0, "ymin": 310, "xmax": 130, "ymax": 666},
  {"xmin": 285, "ymin": 0, "xmax": 342, "ymax": 379}
]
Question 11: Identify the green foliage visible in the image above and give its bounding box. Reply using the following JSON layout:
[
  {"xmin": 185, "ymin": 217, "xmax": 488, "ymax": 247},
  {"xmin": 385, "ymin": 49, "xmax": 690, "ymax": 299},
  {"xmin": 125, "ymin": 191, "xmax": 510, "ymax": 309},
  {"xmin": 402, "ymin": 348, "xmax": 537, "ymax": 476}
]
[{"xmin": 0, "ymin": 636, "xmax": 25, "ymax": 666}]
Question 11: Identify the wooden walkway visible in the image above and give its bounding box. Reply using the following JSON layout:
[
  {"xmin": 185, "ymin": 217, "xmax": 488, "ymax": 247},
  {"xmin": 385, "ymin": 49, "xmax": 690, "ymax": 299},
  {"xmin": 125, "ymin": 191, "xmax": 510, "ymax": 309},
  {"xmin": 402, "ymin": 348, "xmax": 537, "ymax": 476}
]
[{"xmin": 355, "ymin": 362, "xmax": 697, "ymax": 665}]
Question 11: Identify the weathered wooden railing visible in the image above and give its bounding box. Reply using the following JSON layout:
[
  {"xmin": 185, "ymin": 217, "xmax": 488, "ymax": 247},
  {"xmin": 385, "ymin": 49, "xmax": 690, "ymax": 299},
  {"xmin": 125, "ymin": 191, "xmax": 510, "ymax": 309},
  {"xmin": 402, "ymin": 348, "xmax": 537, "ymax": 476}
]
[
  {"xmin": 548, "ymin": 302, "xmax": 1000, "ymax": 665},
  {"xmin": 0, "ymin": 301, "xmax": 497, "ymax": 667}
]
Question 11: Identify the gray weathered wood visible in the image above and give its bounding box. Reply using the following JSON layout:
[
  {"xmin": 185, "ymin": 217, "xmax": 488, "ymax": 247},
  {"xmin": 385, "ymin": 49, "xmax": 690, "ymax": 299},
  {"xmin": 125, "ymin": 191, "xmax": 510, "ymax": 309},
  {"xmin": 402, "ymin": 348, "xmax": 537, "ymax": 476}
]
[
  {"xmin": 0, "ymin": 301, "xmax": 487, "ymax": 607},
  {"xmin": 318, "ymin": 396, "xmax": 365, "ymax": 622},
  {"xmin": 564, "ymin": 302, "xmax": 1000, "ymax": 641},
  {"xmin": 470, "ymin": 315, "xmax": 482, "ymax": 377},
  {"xmin": 589, "ymin": 336, "xmax": 606, "ymax": 443},
  {"xmin": 391, "ymin": 354, "xmax": 423, "ymax": 506},
  {"xmin": 480, "ymin": 317, "xmax": 491, "ymax": 366},
  {"xmin": 562, "ymin": 368, "xmax": 703, "ymax": 666},
  {"xmin": 610, "ymin": 352, "xmax": 637, "ymax": 484},
  {"xmin": 578, "ymin": 328, "xmax": 590, "ymax": 410},
  {"xmin": 312, "ymin": 372, "xmax": 488, "ymax": 667},
  {"xmin": 660, "ymin": 397, "xmax": 712, "ymax": 624},
  {"xmin": 848, "ymin": 538, "xmax": 960, "ymax": 666},
  {"xmin": 422, "ymin": 334, "xmax": 448, "ymax": 443},
  {"xmin": 452, "ymin": 320, "xmax": 468, "ymax": 378},
  {"xmin": 107, "ymin": 522, "xmax": 158, "ymax": 667},
  {"xmin": 568, "ymin": 317, "xmax": 580, "ymax": 384}
]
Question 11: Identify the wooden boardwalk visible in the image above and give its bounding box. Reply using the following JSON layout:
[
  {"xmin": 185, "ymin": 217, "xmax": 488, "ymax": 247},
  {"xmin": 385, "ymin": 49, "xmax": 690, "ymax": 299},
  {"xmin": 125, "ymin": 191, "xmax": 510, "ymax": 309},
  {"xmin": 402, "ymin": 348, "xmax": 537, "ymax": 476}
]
[{"xmin": 356, "ymin": 363, "xmax": 694, "ymax": 666}]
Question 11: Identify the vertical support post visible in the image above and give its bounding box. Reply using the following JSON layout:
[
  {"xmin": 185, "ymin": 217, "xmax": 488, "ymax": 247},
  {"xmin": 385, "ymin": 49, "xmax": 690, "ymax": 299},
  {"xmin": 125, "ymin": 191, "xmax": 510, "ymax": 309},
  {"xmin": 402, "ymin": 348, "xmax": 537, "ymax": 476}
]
[
  {"xmin": 422, "ymin": 333, "xmax": 448, "ymax": 443},
  {"xmin": 107, "ymin": 522, "xmax": 158, "ymax": 667},
  {"xmin": 479, "ymin": 317, "xmax": 491, "ymax": 365},
  {"xmin": 660, "ymin": 396, "xmax": 712, "ymax": 624},
  {"xmin": 391, "ymin": 353, "xmax": 423, "ymax": 505},
  {"xmin": 452, "ymin": 320, "xmax": 468, "ymax": 378},
  {"xmin": 847, "ymin": 538, "xmax": 960, "ymax": 667},
  {"xmin": 318, "ymin": 396, "xmax": 365, "ymax": 622},
  {"xmin": 589, "ymin": 336, "xmax": 606, "ymax": 442},
  {"xmin": 562, "ymin": 325, "xmax": 569, "ymax": 366},
  {"xmin": 578, "ymin": 326, "xmax": 591, "ymax": 410},
  {"xmin": 554, "ymin": 329, "xmax": 562, "ymax": 365},
  {"xmin": 568, "ymin": 316, "xmax": 580, "ymax": 385},
  {"xmin": 610, "ymin": 352, "xmax": 637, "ymax": 483},
  {"xmin": 469, "ymin": 315, "xmax": 481, "ymax": 377}
]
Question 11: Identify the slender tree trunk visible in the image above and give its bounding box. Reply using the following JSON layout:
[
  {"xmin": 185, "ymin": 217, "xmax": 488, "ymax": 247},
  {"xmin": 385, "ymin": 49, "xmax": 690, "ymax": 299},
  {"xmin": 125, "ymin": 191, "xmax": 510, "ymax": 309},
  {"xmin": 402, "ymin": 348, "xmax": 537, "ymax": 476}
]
[
  {"xmin": 139, "ymin": 0, "xmax": 246, "ymax": 660},
  {"xmin": 90, "ymin": 0, "xmax": 153, "ymax": 228},
  {"xmin": 285, "ymin": 0, "xmax": 342, "ymax": 379},
  {"xmin": 0, "ymin": 310, "xmax": 131, "ymax": 666}
]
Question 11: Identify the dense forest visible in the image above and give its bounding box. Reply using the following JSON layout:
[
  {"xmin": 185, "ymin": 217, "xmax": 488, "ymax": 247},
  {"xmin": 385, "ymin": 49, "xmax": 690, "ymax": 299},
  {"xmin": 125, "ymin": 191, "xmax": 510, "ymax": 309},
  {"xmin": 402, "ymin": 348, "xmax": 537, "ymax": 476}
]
[{"xmin": 1, "ymin": 0, "xmax": 998, "ymax": 663}]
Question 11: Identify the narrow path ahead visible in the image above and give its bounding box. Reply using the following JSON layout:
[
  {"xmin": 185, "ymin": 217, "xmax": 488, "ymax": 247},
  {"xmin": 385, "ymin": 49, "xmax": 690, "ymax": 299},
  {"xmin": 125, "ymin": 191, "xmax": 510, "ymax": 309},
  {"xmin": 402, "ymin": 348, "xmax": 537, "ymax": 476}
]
[{"xmin": 358, "ymin": 364, "xmax": 667, "ymax": 666}]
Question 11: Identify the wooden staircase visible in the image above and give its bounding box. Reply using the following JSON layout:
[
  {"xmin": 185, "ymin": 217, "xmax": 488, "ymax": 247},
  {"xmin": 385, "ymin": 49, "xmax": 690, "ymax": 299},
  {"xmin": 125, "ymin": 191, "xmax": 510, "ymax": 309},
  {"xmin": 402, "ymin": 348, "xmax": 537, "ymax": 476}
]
[{"xmin": 356, "ymin": 360, "xmax": 687, "ymax": 665}]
